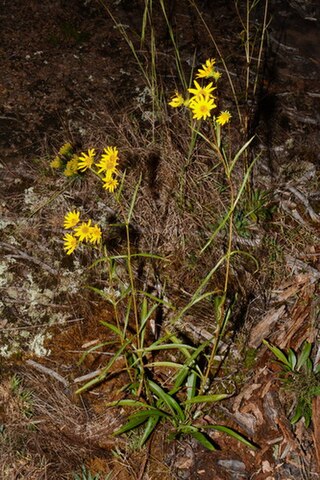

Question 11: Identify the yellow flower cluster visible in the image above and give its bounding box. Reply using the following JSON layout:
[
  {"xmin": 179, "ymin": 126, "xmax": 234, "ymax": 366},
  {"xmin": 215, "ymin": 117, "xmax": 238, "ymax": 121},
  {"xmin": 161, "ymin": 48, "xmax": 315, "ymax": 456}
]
[
  {"xmin": 168, "ymin": 58, "xmax": 231, "ymax": 125},
  {"xmin": 63, "ymin": 210, "xmax": 102, "ymax": 255},
  {"xmin": 50, "ymin": 143, "xmax": 79, "ymax": 177},
  {"xmin": 50, "ymin": 144, "xmax": 121, "ymax": 192},
  {"xmin": 78, "ymin": 146, "xmax": 120, "ymax": 193}
]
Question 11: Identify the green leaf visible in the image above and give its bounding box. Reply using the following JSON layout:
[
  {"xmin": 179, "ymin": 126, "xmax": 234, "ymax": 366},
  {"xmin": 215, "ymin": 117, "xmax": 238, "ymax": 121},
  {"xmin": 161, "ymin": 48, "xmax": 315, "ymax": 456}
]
[
  {"xmin": 128, "ymin": 409, "xmax": 169, "ymax": 419},
  {"xmin": 306, "ymin": 358, "xmax": 313, "ymax": 372},
  {"xmin": 168, "ymin": 333, "xmax": 192, "ymax": 359},
  {"xmin": 288, "ymin": 349, "xmax": 297, "ymax": 370},
  {"xmin": 144, "ymin": 361, "xmax": 184, "ymax": 369},
  {"xmin": 176, "ymin": 424, "xmax": 198, "ymax": 434},
  {"xmin": 113, "ymin": 415, "xmax": 147, "ymax": 435},
  {"xmin": 190, "ymin": 431, "xmax": 217, "ymax": 451},
  {"xmin": 184, "ymin": 393, "xmax": 231, "ymax": 404},
  {"xmin": 77, "ymin": 341, "xmax": 114, "ymax": 366},
  {"xmin": 296, "ymin": 342, "xmax": 312, "ymax": 371},
  {"xmin": 304, "ymin": 407, "xmax": 312, "ymax": 428},
  {"xmin": 105, "ymin": 399, "xmax": 153, "ymax": 409},
  {"xmin": 136, "ymin": 343, "xmax": 195, "ymax": 353},
  {"xmin": 139, "ymin": 302, "xmax": 158, "ymax": 338},
  {"xmin": 229, "ymin": 135, "xmax": 255, "ymax": 173},
  {"xmin": 290, "ymin": 404, "xmax": 303, "ymax": 425},
  {"xmin": 312, "ymin": 386, "xmax": 320, "ymax": 396},
  {"xmin": 171, "ymin": 340, "xmax": 211, "ymax": 394},
  {"xmin": 100, "ymin": 321, "xmax": 123, "ymax": 338},
  {"xmin": 148, "ymin": 380, "xmax": 185, "ymax": 421},
  {"xmin": 76, "ymin": 340, "xmax": 130, "ymax": 394},
  {"xmin": 138, "ymin": 415, "xmax": 160, "ymax": 447},
  {"xmin": 140, "ymin": 297, "xmax": 148, "ymax": 326},
  {"xmin": 201, "ymin": 154, "xmax": 258, "ymax": 254},
  {"xmin": 202, "ymin": 424, "xmax": 257, "ymax": 450},
  {"xmin": 263, "ymin": 340, "xmax": 292, "ymax": 370},
  {"xmin": 186, "ymin": 372, "xmax": 197, "ymax": 402}
]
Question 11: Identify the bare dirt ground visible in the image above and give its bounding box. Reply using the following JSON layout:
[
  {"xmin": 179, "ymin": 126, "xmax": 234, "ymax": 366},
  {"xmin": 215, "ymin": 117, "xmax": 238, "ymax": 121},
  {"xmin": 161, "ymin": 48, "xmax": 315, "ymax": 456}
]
[{"xmin": 1, "ymin": 0, "xmax": 320, "ymax": 478}]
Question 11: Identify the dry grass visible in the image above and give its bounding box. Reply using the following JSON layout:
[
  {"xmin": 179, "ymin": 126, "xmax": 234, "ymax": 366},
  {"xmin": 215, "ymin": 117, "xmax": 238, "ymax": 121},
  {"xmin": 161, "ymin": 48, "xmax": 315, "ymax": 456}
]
[{"xmin": 0, "ymin": 368, "xmax": 119, "ymax": 479}]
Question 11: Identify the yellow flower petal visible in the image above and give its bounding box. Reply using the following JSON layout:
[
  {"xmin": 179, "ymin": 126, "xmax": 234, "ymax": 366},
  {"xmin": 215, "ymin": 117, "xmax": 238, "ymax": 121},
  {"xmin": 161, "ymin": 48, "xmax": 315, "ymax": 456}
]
[
  {"xmin": 63, "ymin": 233, "xmax": 78, "ymax": 255},
  {"xmin": 63, "ymin": 210, "xmax": 81, "ymax": 229},
  {"xmin": 189, "ymin": 95, "xmax": 216, "ymax": 121},
  {"xmin": 216, "ymin": 110, "xmax": 232, "ymax": 126}
]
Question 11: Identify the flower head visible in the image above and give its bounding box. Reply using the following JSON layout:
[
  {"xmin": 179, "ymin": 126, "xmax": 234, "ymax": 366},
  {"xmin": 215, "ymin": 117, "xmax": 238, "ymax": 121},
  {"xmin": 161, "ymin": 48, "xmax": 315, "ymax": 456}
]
[
  {"xmin": 59, "ymin": 143, "xmax": 73, "ymax": 157},
  {"xmin": 102, "ymin": 172, "xmax": 119, "ymax": 193},
  {"xmin": 216, "ymin": 110, "xmax": 232, "ymax": 126},
  {"xmin": 168, "ymin": 91, "xmax": 185, "ymax": 108},
  {"xmin": 196, "ymin": 58, "xmax": 216, "ymax": 79},
  {"xmin": 96, "ymin": 147, "xmax": 119, "ymax": 174},
  {"xmin": 50, "ymin": 156, "xmax": 62, "ymax": 169},
  {"xmin": 89, "ymin": 224, "xmax": 102, "ymax": 244},
  {"xmin": 63, "ymin": 233, "xmax": 78, "ymax": 255},
  {"xmin": 63, "ymin": 210, "xmax": 81, "ymax": 229},
  {"xmin": 188, "ymin": 80, "xmax": 216, "ymax": 101},
  {"xmin": 74, "ymin": 219, "xmax": 92, "ymax": 242},
  {"xmin": 64, "ymin": 155, "xmax": 79, "ymax": 177},
  {"xmin": 212, "ymin": 71, "xmax": 221, "ymax": 81},
  {"xmin": 190, "ymin": 95, "xmax": 217, "ymax": 121},
  {"xmin": 78, "ymin": 148, "xmax": 96, "ymax": 172}
]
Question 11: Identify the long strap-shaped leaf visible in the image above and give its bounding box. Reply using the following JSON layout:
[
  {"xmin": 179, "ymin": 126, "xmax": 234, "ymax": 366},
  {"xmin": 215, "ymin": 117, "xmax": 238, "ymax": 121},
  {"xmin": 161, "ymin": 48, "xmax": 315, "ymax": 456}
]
[{"xmin": 148, "ymin": 379, "xmax": 185, "ymax": 422}]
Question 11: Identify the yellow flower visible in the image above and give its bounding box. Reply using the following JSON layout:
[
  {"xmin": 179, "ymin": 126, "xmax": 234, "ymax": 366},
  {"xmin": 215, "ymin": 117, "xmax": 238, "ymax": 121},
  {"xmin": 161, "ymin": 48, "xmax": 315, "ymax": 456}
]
[
  {"xmin": 212, "ymin": 71, "xmax": 221, "ymax": 81},
  {"xmin": 59, "ymin": 143, "xmax": 73, "ymax": 157},
  {"xmin": 63, "ymin": 155, "xmax": 79, "ymax": 177},
  {"xmin": 216, "ymin": 110, "xmax": 232, "ymax": 126},
  {"xmin": 96, "ymin": 147, "xmax": 119, "ymax": 174},
  {"xmin": 64, "ymin": 166, "xmax": 73, "ymax": 177},
  {"xmin": 196, "ymin": 58, "xmax": 216, "ymax": 79},
  {"xmin": 89, "ymin": 224, "xmax": 102, "ymax": 244},
  {"xmin": 190, "ymin": 95, "xmax": 216, "ymax": 121},
  {"xmin": 187, "ymin": 80, "xmax": 216, "ymax": 101},
  {"xmin": 74, "ymin": 220, "xmax": 92, "ymax": 242},
  {"xmin": 50, "ymin": 156, "xmax": 62, "ymax": 169},
  {"xmin": 102, "ymin": 172, "xmax": 119, "ymax": 193},
  {"xmin": 63, "ymin": 233, "xmax": 78, "ymax": 255},
  {"xmin": 78, "ymin": 148, "xmax": 96, "ymax": 172},
  {"xmin": 63, "ymin": 210, "xmax": 81, "ymax": 229},
  {"xmin": 168, "ymin": 91, "xmax": 184, "ymax": 108}
]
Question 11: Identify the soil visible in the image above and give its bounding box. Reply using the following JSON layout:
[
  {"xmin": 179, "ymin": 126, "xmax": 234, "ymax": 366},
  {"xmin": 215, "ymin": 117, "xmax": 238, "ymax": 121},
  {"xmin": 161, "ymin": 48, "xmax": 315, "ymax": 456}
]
[{"xmin": 1, "ymin": 0, "xmax": 320, "ymax": 479}]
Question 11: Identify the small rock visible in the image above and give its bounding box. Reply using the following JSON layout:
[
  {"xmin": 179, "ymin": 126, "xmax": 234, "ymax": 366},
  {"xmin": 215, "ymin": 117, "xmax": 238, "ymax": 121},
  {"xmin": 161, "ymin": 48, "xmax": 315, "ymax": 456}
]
[{"xmin": 217, "ymin": 459, "xmax": 246, "ymax": 476}]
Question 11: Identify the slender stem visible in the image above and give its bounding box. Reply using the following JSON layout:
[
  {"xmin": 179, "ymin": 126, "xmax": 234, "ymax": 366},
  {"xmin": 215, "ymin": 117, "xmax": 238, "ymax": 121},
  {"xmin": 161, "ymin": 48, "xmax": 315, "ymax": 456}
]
[
  {"xmin": 199, "ymin": 128, "xmax": 235, "ymax": 394},
  {"xmin": 125, "ymin": 222, "xmax": 140, "ymax": 350},
  {"xmin": 253, "ymin": 0, "xmax": 269, "ymax": 97},
  {"xmin": 245, "ymin": 0, "xmax": 250, "ymax": 104}
]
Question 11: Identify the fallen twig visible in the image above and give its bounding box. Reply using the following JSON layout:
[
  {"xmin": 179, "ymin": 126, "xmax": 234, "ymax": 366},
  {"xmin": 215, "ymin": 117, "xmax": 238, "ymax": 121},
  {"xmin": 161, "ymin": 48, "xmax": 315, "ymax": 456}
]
[{"xmin": 26, "ymin": 359, "xmax": 69, "ymax": 388}]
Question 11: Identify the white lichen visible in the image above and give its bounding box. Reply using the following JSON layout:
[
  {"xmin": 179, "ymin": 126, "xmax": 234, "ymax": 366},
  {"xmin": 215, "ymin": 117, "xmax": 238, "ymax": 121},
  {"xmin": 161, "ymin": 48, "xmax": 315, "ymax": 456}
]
[{"xmin": 29, "ymin": 332, "xmax": 51, "ymax": 357}]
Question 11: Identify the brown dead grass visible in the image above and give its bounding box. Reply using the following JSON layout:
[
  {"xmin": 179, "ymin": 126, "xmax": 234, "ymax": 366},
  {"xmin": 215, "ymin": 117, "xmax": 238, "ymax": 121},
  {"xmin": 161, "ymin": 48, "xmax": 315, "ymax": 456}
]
[{"xmin": 0, "ymin": 367, "xmax": 119, "ymax": 479}]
